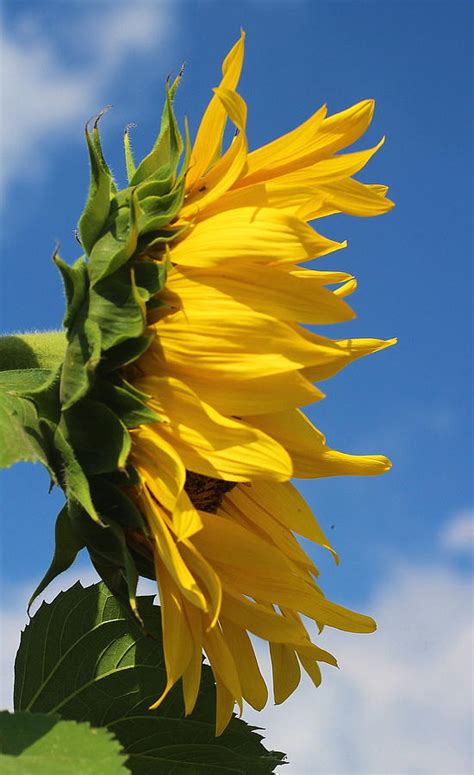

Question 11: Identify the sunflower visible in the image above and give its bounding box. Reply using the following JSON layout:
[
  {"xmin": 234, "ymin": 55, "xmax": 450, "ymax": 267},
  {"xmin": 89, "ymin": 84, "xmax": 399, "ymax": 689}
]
[{"xmin": 118, "ymin": 31, "xmax": 396, "ymax": 734}]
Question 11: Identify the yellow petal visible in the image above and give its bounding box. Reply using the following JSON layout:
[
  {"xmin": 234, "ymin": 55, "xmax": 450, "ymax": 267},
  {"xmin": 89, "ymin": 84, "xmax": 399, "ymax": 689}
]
[
  {"xmin": 241, "ymin": 104, "xmax": 328, "ymax": 184},
  {"xmin": 131, "ymin": 427, "xmax": 202, "ymax": 540},
  {"xmin": 166, "ymin": 264, "xmax": 355, "ymax": 325},
  {"xmin": 134, "ymin": 376, "xmax": 293, "ymax": 482},
  {"xmin": 245, "ymin": 409, "xmax": 392, "ymax": 478},
  {"xmin": 186, "ymin": 31, "xmax": 245, "ymax": 191},
  {"xmin": 204, "ymin": 624, "xmax": 242, "ymax": 710},
  {"xmin": 314, "ymin": 99, "xmax": 376, "ymax": 156},
  {"xmin": 220, "ymin": 618, "xmax": 268, "ymax": 710},
  {"xmin": 214, "ymin": 678, "xmax": 237, "ymax": 737},
  {"xmin": 297, "ymin": 176, "xmax": 395, "ymax": 221},
  {"xmin": 170, "ymin": 206, "xmax": 345, "ymax": 268},
  {"xmin": 238, "ymin": 480, "xmax": 339, "ymax": 563},
  {"xmin": 220, "ymin": 489, "xmax": 319, "ymax": 573},
  {"xmin": 299, "ymin": 334, "xmax": 397, "ymax": 382},
  {"xmin": 181, "ymin": 600, "xmax": 203, "ymax": 716},
  {"xmin": 221, "ymin": 591, "xmax": 312, "ymax": 645},
  {"xmin": 138, "ymin": 487, "xmax": 207, "ymax": 610},
  {"xmin": 179, "ymin": 538, "xmax": 222, "ymax": 628},
  {"xmin": 193, "ymin": 512, "xmax": 374, "ymax": 632},
  {"xmin": 201, "ymin": 177, "xmax": 324, "ymax": 218},
  {"xmin": 182, "ymin": 88, "xmax": 248, "ymax": 216},
  {"xmin": 269, "ymin": 138, "xmax": 385, "ymax": 189},
  {"xmin": 148, "ymin": 560, "xmax": 193, "ymax": 710},
  {"xmin": 333, "ymin": 277, "xmax": 358, "ymax": 298},
  {"xmin": 236, "ymin": 100, "xmax": 376, "ymax": 186},
  {"xmin": 269, "ymin": 643, "xmax": 301, "ymax": 704},
  {"xmin": 284, "ymin": 267, "xmax": 355, "ymax": 285},
  {"xmin": 298, "ymin": 653, "xmax": 322, "ymax": 688},
  {"xmin": 169, "ymin": 369, "xmax": 322, "ymax": 417},
  {"xmin": 222, "ymin": 566, "xmax": 376, "ymax": 633},
  {"xmin": 147, "ymin": 303, "xmax": 347, "ymax": 380}
]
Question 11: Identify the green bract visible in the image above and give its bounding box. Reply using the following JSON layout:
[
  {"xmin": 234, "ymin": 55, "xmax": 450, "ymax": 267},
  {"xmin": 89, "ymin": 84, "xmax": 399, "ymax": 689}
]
[{"xmin": 0, "ymin": 75, "xmax": 190, "ymax": 621}]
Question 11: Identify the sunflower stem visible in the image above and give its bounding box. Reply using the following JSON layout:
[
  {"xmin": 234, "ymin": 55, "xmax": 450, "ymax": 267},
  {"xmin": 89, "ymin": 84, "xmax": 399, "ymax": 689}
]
[{"xmin": 0, "ymin": 330, "xmax": 67, "ymax": 372}]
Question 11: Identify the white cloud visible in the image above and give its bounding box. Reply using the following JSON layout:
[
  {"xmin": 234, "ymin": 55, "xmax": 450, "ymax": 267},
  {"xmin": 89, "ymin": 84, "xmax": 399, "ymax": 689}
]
[
  {"xmin": 1, "ymin": 518, "xmax": 472, "ymax": 774},
  {"xmin": 0, "ymin": 2, "xmax": 173, "ymax": 193},
  {"xmin": 441, "ymin": 509, "xmax": 474, "ymax": 554}
]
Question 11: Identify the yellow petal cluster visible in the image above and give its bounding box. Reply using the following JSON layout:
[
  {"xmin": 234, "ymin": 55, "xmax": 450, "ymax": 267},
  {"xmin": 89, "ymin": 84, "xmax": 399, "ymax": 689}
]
[{"xmin": 128, "ymin": 31, "xmax": 395, "ymax": 734}]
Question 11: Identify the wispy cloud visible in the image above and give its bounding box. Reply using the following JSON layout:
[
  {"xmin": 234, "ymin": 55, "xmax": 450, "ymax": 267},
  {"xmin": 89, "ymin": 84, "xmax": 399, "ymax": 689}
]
[
  {"xmin": 0, "ymin": 2, "xmax": 174, "ymax": 194},
  {"xmin": 441, "ymin": 508, "xmax": 474, "ymax": 554}
]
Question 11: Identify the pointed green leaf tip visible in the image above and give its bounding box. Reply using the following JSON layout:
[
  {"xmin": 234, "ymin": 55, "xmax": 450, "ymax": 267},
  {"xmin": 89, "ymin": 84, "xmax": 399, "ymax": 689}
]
[{"xmin": 15, "ymin": 582, "xmax": 287, "ymax": 773}]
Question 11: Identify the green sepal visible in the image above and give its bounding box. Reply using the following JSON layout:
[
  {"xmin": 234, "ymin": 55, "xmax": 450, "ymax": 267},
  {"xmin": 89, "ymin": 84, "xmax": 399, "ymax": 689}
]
[
  {"xmin": 104, "ymin": 463, "xmax": 140, "ymax": 488},
  {"xmin": 91, "ymin": 377, "xmax": 161, "ymax": 428},
  {"xmin": 50, "ymin": 422, "xmax": 103, "ymax": 525},
  {"xmin": 53, "ymin": 253, "xmax": 88, "ymax": 329},
  {"xmin": 27, "ymin": 505, "xmax": 85, "ymax": 614},
  {"xmin": 92, "ymin": 111, "xmax": 118, "ymax": 194},
  {"xmin": 136, "ymin": 222, "xmax": 188, "ymax": 252},
  {"xmin": 132, "ymin": 257, "xmax": 168, "ymax": 298},
  {"xmin": 77, "ymin": 118, "xmax": 113, "ymax": 256},
  {"xmin": 20, "ymin": 367, "xmax": 62, "ymax": 425},
  {"xmin": 130, "ymin": 83, "xmax": 183, "ymax": 187},
  {"xmin": 89, "ymin": 265, "xmax": 146, "ymax": 351},
  {"xmin": 138, "ymin": 182, "xmax": 185, "ymax": 236},
  {"xmin": 70, "ymin": 503, "xmax": 143, "ymax": 626},
  {"xmin": 60, "ymin": 313, "xmax": 101, "ymax": 409},
  {"xmin": 61, "ymin": 398, "xmax": 131, "ymax": 475},
  {"xmin": 89, "ymin": 188, "xmax": 141, "ymax": 287},
  {"xmin": 89, "ymin": 477, "xmax": 146, "ymax": 531},
  {"xmin": 163, "ymin": 81, "xmax": 184, "ymax": 174},
  {"xmin": 98, "ymin": 335, "xmax": 154, "ymax": 372},
  {"xmin": 123, "ymin": 124, "xmax": 137, "ymax": 184},
  {"xmin": 176, "ymin": 114, "xmax": 191, "ymax": 185}
]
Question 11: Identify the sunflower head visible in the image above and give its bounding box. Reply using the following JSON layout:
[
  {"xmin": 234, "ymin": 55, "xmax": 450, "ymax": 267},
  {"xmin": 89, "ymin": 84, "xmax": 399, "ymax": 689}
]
[{"xmin": 26, "ymin": 31, "xmax": 394, "ymax": 735}]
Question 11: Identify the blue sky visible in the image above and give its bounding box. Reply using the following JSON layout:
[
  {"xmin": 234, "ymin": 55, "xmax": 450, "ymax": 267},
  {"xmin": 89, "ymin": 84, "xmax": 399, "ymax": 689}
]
[{"xmin": 0, "ymin": 1, "xmax": 472, "ymax": 773}]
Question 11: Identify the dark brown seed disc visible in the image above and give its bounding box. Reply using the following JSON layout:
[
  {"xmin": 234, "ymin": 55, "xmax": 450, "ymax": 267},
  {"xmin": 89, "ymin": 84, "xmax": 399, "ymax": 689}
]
[{"xmin": 184, "ymin": 471, "xmax": 236, "ymax": 513}]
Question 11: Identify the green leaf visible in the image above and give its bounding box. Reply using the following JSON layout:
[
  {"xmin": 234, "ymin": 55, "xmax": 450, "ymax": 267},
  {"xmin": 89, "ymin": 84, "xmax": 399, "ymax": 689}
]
[
  {"xmin": 0, "ymin": 387, "xmax": 50, "ymax": 469},
  {"xmin": 0, "ymin": 369, "xmax": 53, "ymax": 393},
  {"xmin": 78, "ymin": 119, "xmax": 113, "ymax": 256},
  {"xmin": 0, "ymin": 712, "xmax": 127, "ymax": 774},
  {"xmin": 15, "ymin": 582, "xmax": 286, "ymax": 774},
  {"xmin": 61, "ymin": 398, "xmax": 131, "ymax": 475}
]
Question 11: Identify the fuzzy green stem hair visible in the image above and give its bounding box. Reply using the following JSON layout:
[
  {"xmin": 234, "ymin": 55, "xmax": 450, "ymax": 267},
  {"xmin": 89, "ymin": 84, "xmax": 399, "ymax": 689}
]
[{"xmin": 0, "ymin": 331, "xmax": 67, "ymax": 372}]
